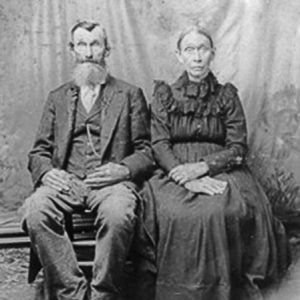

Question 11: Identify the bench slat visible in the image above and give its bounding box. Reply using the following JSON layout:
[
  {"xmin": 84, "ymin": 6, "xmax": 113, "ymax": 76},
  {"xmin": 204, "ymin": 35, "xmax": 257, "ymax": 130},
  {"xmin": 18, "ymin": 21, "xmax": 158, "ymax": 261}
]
[
  {"xmin": 0, "ymin": 214, "xmax": 96, "ymax": 248},
  {"xmin": 0, "ymin": 236, "xmax": 30, "ymax": 247},
  {"xmin": 73, "ymin": 240, "xmax": 96, "ymax": 247}
]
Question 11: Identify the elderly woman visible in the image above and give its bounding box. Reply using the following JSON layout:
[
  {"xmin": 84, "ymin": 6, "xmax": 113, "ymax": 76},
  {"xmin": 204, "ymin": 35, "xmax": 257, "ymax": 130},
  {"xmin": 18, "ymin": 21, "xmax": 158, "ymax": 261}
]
[{"xmin": 148, "ymin": 25, "xmax": 289, "ymax": 300}]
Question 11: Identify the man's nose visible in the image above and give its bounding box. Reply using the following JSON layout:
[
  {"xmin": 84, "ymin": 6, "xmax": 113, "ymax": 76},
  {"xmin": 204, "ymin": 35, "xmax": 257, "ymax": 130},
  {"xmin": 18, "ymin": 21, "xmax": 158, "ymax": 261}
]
[{"xmin": 85, "ymin": 45, "xmax": 93, "ymax": 59}]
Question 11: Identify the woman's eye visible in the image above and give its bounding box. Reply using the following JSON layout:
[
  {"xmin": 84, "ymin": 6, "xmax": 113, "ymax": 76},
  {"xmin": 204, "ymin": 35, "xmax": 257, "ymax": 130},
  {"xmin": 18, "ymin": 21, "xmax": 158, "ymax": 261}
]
[{"xmin": 199, "ymin": 45, "xmax": 210, "ymax": 52}]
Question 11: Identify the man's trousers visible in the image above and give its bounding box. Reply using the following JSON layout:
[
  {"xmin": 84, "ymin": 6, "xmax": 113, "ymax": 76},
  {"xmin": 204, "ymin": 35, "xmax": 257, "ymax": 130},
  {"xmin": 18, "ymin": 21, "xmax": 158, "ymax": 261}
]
[{"xmin": 21, "ymin": 181, "xmax": 137, "ymax": 300}]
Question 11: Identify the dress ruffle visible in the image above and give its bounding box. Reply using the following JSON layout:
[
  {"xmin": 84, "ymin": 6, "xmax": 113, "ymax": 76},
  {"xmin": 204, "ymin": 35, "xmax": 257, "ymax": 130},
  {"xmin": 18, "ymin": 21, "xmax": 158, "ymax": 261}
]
[{"xmin": 153, "ymin": 72, "xmax": 238, "ymax": 119}]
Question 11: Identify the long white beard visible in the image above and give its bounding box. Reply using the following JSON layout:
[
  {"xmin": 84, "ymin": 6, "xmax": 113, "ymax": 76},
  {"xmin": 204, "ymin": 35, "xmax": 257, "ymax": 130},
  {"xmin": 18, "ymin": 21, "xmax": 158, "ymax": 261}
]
[{"xmin": 73, "ymin": 62, "xmax": 107, "ymax": 87}]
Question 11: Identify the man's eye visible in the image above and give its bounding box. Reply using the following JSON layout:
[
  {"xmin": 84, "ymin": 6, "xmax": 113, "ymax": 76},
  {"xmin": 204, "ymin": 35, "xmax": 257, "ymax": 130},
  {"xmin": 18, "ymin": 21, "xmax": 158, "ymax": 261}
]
[
  {"xmin": 185, "ymin": 47, "xmax": 195, "ymax": 53},
  {"xmin": 91, "ymin": 41, "xmax": 100, "ymax": 47}
]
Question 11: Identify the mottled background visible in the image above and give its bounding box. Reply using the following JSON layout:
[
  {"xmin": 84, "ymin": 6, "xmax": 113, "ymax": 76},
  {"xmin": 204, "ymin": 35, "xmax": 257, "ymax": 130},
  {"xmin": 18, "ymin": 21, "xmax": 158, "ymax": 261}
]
[{"xmin": 0, "ymin": 0, "xmax": 300, "ymax": 222}]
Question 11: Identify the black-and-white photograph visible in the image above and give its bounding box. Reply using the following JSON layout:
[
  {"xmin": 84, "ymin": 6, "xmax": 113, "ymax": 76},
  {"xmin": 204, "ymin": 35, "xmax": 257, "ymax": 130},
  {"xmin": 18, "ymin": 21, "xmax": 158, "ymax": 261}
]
[{"xmin": 0, "ymin": 1, "xmax": 300, "ymax": 299}]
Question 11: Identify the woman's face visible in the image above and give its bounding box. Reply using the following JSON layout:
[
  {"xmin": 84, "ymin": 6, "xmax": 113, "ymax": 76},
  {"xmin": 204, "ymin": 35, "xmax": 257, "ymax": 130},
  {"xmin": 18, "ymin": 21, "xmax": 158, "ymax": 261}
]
[{"xmin": 176, "ymin": 31, "xmax": 214, "ymax": 82}]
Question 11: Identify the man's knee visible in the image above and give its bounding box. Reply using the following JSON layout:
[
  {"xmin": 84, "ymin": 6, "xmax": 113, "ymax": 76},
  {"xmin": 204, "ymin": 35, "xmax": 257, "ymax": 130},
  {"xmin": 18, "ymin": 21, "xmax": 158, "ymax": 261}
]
[
  {"xmin": 22, "ymin": 186, "xmax": 64, "ymax": 233},
  {"xmin": 95, "ymin": 184, "xmax": 137, "ymax": 230}
]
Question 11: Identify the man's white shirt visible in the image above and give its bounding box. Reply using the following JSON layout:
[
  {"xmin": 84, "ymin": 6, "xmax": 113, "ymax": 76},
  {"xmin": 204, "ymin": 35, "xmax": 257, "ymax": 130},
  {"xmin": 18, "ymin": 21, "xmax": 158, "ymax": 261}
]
[{"xmin": 80, "ymin": 84, "xmax": 100, "ymax": 113}]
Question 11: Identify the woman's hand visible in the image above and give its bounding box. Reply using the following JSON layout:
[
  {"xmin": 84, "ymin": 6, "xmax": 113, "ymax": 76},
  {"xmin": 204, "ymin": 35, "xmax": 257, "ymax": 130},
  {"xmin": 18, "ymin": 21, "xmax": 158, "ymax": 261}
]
[
  {"xmin": 184, "ymin": 176, "xmax": 227, "ymax": 195},
  {"xmin": 169, "ymin": 162, "xmax": 209, "ymax": 185}
]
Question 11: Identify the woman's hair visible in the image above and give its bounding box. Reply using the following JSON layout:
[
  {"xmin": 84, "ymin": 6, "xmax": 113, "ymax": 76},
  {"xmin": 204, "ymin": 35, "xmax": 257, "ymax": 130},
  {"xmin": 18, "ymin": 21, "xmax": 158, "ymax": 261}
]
[
  {"xmin": 176, "ymin": 25, "xmax": 214, "ymax": 51},
  {"xmin": 69, "ymin": 21, "xmax": 111, "ymax": 52}
]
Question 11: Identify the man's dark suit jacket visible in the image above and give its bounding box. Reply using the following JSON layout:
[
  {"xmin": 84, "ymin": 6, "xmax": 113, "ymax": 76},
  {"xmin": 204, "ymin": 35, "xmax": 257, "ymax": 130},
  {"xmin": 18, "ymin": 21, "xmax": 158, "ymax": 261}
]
[{"xmin": 28, "ymin": 75, "xmax": 154, "ymax": 188}]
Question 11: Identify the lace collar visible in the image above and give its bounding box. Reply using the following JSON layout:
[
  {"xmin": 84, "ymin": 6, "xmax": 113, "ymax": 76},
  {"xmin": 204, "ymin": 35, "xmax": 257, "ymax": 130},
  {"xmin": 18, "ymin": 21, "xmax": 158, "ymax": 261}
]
[{"xmin": 173, "ymin": 71, "xmax": 218, "ymax": 99}]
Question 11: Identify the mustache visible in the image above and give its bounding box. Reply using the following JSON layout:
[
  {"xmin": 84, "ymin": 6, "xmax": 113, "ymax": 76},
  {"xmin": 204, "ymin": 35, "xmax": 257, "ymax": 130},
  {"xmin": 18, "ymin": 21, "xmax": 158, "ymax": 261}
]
[
  {"xmin": 77, "ymin": 59, "xmax": 105, "ymax": 66},
  {"xmin": 79, "ymin": 59, "xmax": 99, "ymax": 64}
]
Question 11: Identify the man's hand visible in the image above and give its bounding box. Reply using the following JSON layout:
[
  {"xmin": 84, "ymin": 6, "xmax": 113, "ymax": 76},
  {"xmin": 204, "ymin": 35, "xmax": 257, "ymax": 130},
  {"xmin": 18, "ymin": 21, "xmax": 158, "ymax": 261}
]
[
  {"xmin": 41, "ymin": 168, "xmax": 71, "ymax": 192},
  {"xmin": 84, "ymin": 162, "xmax": 131, "ymax": 188},
  {"xmin": 169, "ymin": 162, "xmax": 209, "ymax": 185},
  {"xmin": 184, "ymin": 176, "xmax": 227, "ymax": 195}
]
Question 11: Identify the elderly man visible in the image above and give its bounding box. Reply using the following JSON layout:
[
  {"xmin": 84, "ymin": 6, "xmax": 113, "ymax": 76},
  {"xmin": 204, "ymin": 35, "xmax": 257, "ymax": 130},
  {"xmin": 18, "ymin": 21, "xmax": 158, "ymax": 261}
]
[{"xmin": 21, "ymin": 21, "xmax": 154, "ymax": 300}]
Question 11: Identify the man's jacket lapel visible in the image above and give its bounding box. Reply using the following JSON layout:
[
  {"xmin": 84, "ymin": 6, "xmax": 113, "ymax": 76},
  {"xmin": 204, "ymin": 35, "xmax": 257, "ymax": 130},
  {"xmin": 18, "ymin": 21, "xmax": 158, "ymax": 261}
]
[
  {"xmin": 61, "ymin": 83, "xmax": 79, "ymax": 167},
  {"xmin": 100, "ymin": 77, "xmax": 126, "ymax": 161}
]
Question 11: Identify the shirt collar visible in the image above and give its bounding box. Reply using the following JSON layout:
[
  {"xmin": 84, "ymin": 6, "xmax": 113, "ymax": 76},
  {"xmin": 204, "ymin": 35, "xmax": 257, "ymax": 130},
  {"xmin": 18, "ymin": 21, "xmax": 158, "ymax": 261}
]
[{"xmin": 80, "ymin": 84, "xmax": 101, "ymax": 95}]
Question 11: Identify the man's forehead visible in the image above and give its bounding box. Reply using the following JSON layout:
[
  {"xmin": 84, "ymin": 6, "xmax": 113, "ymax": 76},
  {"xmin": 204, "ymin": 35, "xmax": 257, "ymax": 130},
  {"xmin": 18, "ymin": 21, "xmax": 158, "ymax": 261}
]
[{"xmin": 73, "ymin": 26, "xmax": 104, "ymax": 41}]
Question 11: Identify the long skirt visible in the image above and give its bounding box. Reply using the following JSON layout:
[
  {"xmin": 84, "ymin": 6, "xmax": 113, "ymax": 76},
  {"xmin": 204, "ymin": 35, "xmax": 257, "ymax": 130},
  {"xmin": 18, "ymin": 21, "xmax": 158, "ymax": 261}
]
[{"xmin": 143, "ymin": 165, "xmax": 289, "ymax": 300}]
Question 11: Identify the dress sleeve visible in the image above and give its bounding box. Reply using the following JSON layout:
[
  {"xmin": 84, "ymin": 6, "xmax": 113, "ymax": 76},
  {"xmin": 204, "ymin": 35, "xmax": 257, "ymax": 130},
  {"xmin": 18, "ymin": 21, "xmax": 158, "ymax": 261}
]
[
  {"xmin": 151, "ymin": 81, "xmax": 181, "ymax": 172},
  {"xmin": 202, "ymin": 83, "xmax": 248, "ymax": 176}
]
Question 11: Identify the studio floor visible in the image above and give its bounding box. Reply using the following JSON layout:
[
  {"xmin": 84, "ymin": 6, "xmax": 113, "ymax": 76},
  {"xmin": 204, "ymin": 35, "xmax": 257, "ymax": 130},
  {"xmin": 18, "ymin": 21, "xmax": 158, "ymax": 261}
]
[{"xmin": 1, "ymin": 246, "xmax": 300, "ymax": 300}]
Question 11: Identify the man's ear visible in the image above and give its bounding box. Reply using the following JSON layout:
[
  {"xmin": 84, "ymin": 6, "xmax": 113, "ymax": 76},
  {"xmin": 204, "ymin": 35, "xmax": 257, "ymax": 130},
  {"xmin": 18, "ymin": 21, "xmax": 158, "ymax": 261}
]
[
  {"xmin": 69, "ymin": 42, "xmax": 76, "ymax": 60},
  {"xmin": 69, "ymin": 42, "xmax": 74, "ymax": 51},
  {"xmin": 209, "ymin": 48, "xmax": 216, "ymax": 62}
]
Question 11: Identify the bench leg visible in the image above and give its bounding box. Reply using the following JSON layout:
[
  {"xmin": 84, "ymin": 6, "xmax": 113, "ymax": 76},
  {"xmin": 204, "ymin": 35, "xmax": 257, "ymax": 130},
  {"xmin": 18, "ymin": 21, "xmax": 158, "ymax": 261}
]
[{"xmin": 28, "ymin": 246, "xmax": 42, "ymax": 284}]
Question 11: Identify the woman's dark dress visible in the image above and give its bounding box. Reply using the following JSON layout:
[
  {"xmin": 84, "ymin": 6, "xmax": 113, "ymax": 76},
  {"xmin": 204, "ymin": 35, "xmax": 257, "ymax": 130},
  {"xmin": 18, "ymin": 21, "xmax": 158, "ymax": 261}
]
[{"xmin": 148, "ymin": 72, "xmax": 289, "ymax": 300}]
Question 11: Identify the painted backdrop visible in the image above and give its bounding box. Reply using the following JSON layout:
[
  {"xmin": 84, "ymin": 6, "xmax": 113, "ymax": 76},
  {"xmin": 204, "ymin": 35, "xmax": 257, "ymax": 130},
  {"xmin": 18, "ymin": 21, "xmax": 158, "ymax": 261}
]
[{"xmin": 0, "ymin": 0, "xmax": 299, "ymax": 221}]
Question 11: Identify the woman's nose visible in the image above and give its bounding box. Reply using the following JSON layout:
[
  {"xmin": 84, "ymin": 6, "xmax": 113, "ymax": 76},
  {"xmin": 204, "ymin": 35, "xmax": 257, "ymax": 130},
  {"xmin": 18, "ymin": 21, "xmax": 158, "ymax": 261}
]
[{"xmin": 193, "ymin": 50, "xmax": 202, "ymax": 61}]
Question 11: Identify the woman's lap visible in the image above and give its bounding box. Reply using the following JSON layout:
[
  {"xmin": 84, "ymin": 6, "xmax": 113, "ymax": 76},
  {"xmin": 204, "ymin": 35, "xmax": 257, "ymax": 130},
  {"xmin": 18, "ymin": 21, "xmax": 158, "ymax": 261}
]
[{"xmin": 146, "ymin": 168, "xmax": 288, "ymax": 299}]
